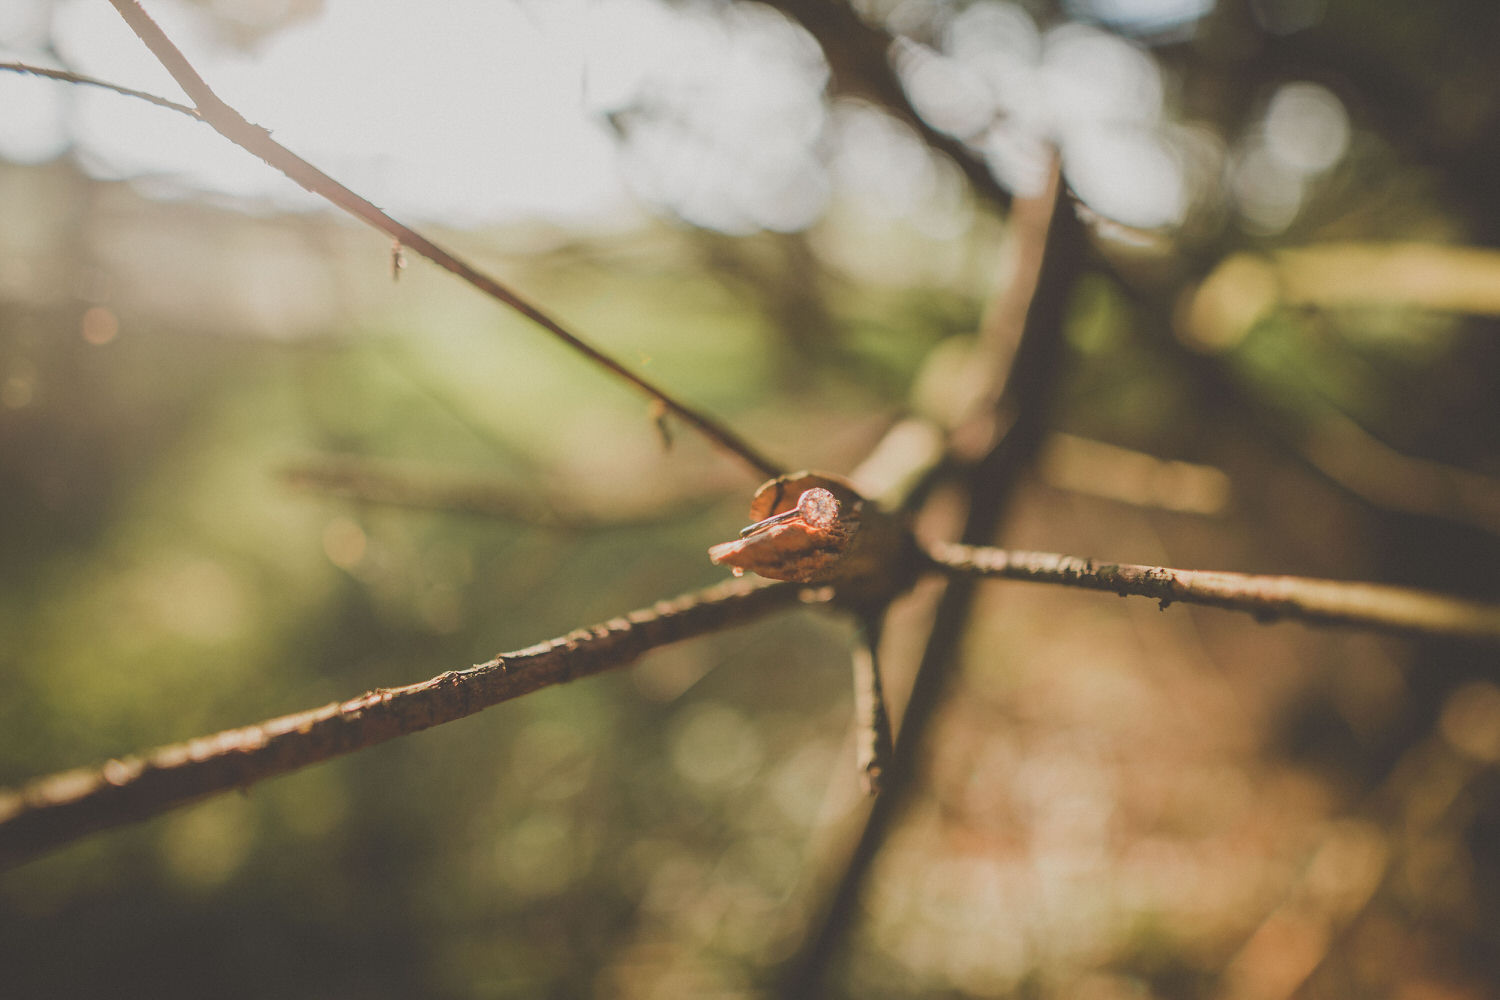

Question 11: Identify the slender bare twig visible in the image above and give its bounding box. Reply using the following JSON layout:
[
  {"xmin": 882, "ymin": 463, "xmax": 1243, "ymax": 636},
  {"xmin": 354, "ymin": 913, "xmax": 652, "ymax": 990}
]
[
  {"xmin": 0, "ymin": 61, "xmax": 199, "ymax": 117},
  {"xmin": 281, "ymin": 456, "xmax": 716, "ymax": 528},
  {"xmin": 87, "ymin": 0, "xmax": 781, "ymax": 480},
  {"xmin": 850, "ymin": 614, "xmax": 892, "ymax": 794},
  {"xmin": 924, "ymin": 542, "xmax": 1500, "ymax": 643},
  {"xmin": 0, "ymin": 577, "xmax": 809, "ymax": 870}
]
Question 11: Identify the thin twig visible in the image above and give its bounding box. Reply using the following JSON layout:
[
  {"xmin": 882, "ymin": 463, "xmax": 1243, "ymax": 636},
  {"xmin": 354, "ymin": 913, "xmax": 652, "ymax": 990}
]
[
  {"xmin": 280, "ymin": 456, "xmax": 716, "ymax": 528},
  {"xmin": 850, "ymin": 614, "xmax": 892, "ymax": 795},
  {"xmin": 0, "ymin": 577, "xmax": 809, "ymax": 870},
  {"xmin": 924, "ymin": 542, "xmax": 1500, "ymax": 643},
  {"xmin": 0, "ymin": 61, "xmax": 199, "ymax": 117},
  {"xmin": 91, "ymin": 0, "xmax": 782, "ymax": 480}
]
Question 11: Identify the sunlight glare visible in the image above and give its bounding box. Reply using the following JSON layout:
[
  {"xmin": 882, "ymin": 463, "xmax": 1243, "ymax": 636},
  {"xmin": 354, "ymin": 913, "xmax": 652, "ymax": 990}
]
[
  {"xmin": 3, "ymin": 0, "xmax": 848, "ymax": 233},
  {"xmin": 19, "ymin": 0, "xmax": 642, "ymax": 225}
]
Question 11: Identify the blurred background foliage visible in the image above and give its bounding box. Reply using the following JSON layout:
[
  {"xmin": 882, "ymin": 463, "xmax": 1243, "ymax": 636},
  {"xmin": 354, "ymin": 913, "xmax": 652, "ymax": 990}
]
[{"xmin": 2, "ymin": 0, "xmax": 1500, "ymax": 997}]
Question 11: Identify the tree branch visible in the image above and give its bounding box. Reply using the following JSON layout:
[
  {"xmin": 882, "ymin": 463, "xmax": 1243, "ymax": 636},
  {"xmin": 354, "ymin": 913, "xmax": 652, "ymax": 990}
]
[
  {"xmin": 0, "ymin": 61, "xmax": 199, "ymax": 117},
  {"xmin": 91, "ymin": 1, "xmax": 783, "ymax": 480},
  {"xmin": 923, "ymin": 542, "xmax": 1500, "ymax": 643},
  {"xmin": 1298, "ymin": 404, "xmax": 1500, "ymax": 540},
  {"xmin": 850, "ymin": 613, "xmax": 892, "ymax": 795},
  {"xmin": 280, "ymin": 455, "xmax": 715, "ymax": 529},
  {"xmin": 781, "ymin": 153, "xmax": 1084, "ymax": 995},
  {"xmin": 764, "ymin": 0, "xmax": 1013, "ymax": 211},
  {"xmin": 0, "ymin": 577, "xmax": 808, "ymax": 870}
]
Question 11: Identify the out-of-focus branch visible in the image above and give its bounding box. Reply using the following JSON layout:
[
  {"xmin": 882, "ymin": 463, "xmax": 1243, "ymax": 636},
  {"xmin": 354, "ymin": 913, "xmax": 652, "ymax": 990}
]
[
  {"xmin": 763, "ymin": 0, "xmax": 1013, "ymax": 211},
  {"xmin": 924, "ymin": 542, "xmax": 1500, "ymax": 643},
  {"xmin": 96, "ymin": 0, "xmax": 783, "ymax": 480},
  {"xmin": 1108, "ymin": 264, "xmax": 1500, "ymax": 541},
  {"xmin": 1171, "ymin": 246, "xmax": 1500, "ymax": 537},
  {"xmin": 280, "ymin": 456, "xmax": 714, "ymax": 528},
  {"xmin": 781, "ymin": 153, "xmax": 1084, "ymax": 995},
  {"xmin": 1038, "ymin": 432, "xmax": 1233, "ymax": 515},
  {"xmin": 0, "ymin": 576, "xmax": 809, "ymax": 870},
  {"xmin": 1298, "ymin": 404, "xmax": 1500, "ymax": 540},
  {"xmin": 1176, "ymin": 323, "xmax": 1500, "ymax": 540},
  {"xmin": 1218, "ymin": 679, "xmax": 1500, "ymax": 998}
]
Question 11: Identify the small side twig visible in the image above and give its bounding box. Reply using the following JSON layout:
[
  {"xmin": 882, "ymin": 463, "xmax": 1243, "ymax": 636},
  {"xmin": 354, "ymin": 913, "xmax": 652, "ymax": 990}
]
[
  {"xmin": 850, "ymin": 614, "xmax": 893, "ymax": 795},
  {"xmin": 83, "ymin": 1, "xmax": 783, "ymax": 480},
  {"xmin": 280, "ymin": 456, "xmax": 715, "ymax": 528},
  {"xmin": 925, "ymin": 542, "xmax": 1500, "ymax": 643},
  {"xmin": 0, "ymin": 577, "xmax": 809, "ymax": 870},
  {"xmin": 0, "ymin": 61, "xmax": 199, "ymax": 117}
]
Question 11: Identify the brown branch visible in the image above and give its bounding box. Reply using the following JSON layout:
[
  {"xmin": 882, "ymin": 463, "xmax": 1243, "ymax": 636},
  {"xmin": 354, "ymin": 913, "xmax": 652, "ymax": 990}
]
[
  {"xmin": 0, "ymin": 61, "xmax": 200, "ymax": 117},
  {"xmin": 280, "ymin": 456, "xmax": 715, "ymax": 528},
  {"xmin": 850, "ymin": 614, "xmax": 892, "ymax": 795},
  {"xmin": 925, "ymin": 542, "xmax": 1500, "ymax": 643},
  {"xmin": 98, "ymin": 0, "xmax": 782, "ymax": 480},
  {"xmin": 1172, "ymin": 257, "xmax": 1500, "ymax": 538},
  {"xmin": 1297, "ymin": 401, "xmax": 1500, "ymax": 540},
  {"xmin": 781, "ymin": 153, "xmax": 1084, "ymax": 995},
  {"xmin": 0, "ymin": 577, "xmax": 808, "ymax": 870},
  {"xmin": 764, "ymin": 0, "xmax": 1013, "ymax": 212},
  {"xmin": 1038, "ymin": 432, "xmax": 1233, "ymax": 516}
]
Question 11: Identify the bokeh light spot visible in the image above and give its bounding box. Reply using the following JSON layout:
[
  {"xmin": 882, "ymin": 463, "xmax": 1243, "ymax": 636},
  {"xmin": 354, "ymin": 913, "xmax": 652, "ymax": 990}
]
[
  {"xmin": 321, "ymin": 516, "xmax": 367, "ymax": 571},
  {"xmin": 80, "ymin": 305, "xmax": 119, "ymax": 345},
  {"xmin": 1265, "ymin": 81, "xmax": 1350, "ymax": 175},
  {"xmin": 672, "ymin": 702, "xmax": 764, "ymax": 790}
]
